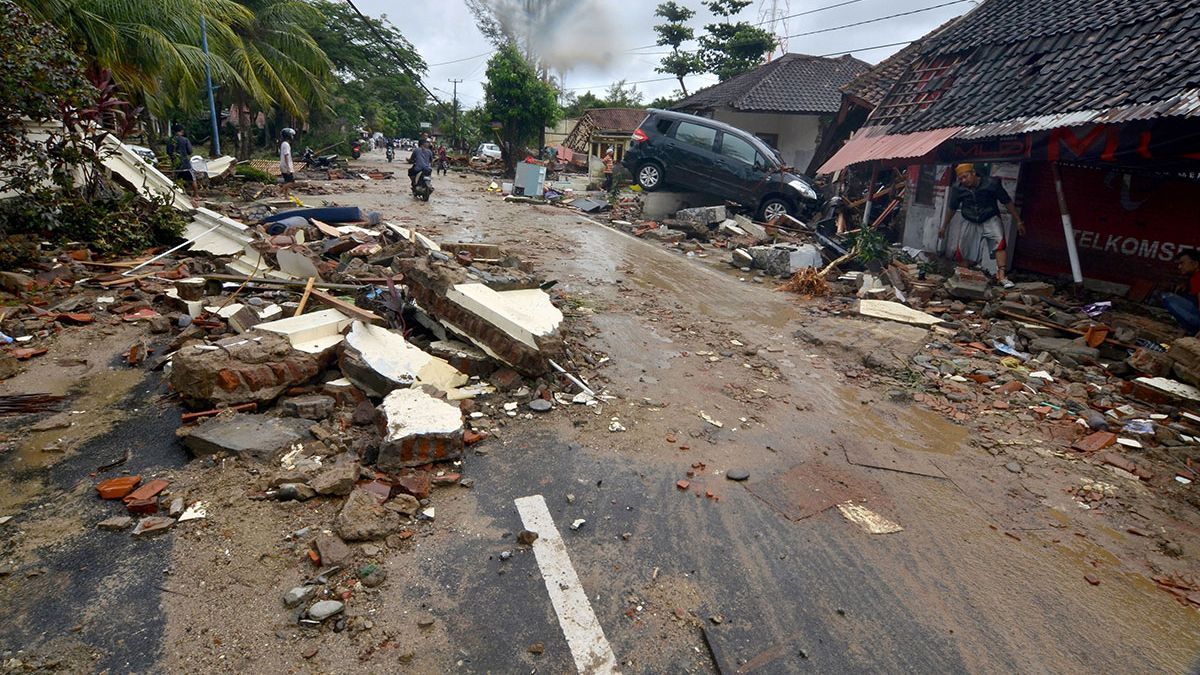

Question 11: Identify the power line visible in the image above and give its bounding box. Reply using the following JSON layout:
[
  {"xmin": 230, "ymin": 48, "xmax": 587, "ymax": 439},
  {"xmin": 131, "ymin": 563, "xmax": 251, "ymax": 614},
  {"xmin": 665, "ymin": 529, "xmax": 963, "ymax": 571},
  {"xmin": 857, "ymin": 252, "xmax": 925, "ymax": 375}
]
[
  {"xmin": 818, "ymin": 39, "xmax": 914, "ymax": 56},
  {"xmin": 783, "ymin": 0, "xmax": 970, "ymax": 38},
  {"xmin": 342, "ymin": 0, "xmax": 442, "ymax": 105},
  {"xmin": 624, "ymin": 0, "xmax": 877, "ymax": 52},
  {"xmin": 427, "ymin": 50, "xmax": 496, "ymax": 67},
  {"xmin": 628, "ymin": 0, "xmax": 968, "ymax": 56},
  {"xmin": 561, "ymin": 76, "xmax": 681, "ymax": 92}
]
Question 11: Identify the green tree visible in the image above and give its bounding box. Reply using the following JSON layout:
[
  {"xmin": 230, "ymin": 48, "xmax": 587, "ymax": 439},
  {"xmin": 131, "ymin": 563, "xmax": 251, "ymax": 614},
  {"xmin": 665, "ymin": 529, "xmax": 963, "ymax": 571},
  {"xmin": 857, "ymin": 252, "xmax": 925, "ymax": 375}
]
[
  {"xmin": 0, "ymin": 0, "xmax": 96, "ymax": 195},
  {"xmin": 699, "ymin": 0, "xmax": 776, "ymax": 81},
  {"xmin": 648, "ymin": 93, "xmax": 682, "ymax": 109},
  {"xmin": 482, "ymin": 43, "xmax": 560, "ymax": 173},
  {"xmin": 301, "ymin": 1, "xmax": 427, "ymax": 149},
  {"xmin": 562, "ymin": 91, "xmax": 604, "ymax": 119},
  {"xmin": 16, "ymin": 0, "xmax": 252, "ymax": 114},
  {"xmin": 220, "ymin": 0, "xmax": 333, "ymax": 157},
  {"xmin": 653, "ymin": 1, "xmax": 702, "ymax": 96},
  {"xmin": 602, "ymin": 80, "xmax": 644, "ymax": 108}
]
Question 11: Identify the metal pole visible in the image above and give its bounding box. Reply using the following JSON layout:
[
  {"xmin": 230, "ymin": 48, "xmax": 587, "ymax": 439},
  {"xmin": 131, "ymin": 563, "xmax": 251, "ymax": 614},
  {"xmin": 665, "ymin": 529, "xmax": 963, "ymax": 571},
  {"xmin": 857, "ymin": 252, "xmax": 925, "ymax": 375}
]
[
  {"xmin": 448, "ymin": 78, "xmax": 462, "ymax": 148},
  {"xmin": 1052, "ymin": 163, "xmax": 1084, "ymax": 285},
  {"xmin": 200, "ymin": 15, "xmax": 220, "ymax": 156}
]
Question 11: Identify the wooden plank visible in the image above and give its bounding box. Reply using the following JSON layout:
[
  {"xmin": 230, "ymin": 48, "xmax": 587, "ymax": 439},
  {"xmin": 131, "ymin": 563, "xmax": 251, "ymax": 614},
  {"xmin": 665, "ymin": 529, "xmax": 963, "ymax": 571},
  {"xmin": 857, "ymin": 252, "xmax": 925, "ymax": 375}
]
[
  {"xmin": 308, "ymin": 288, "xmax": 381, "ymax": 324},
  {"xmin": 293, "ymin": 277, "xmax": 316, "ymax": 317}
]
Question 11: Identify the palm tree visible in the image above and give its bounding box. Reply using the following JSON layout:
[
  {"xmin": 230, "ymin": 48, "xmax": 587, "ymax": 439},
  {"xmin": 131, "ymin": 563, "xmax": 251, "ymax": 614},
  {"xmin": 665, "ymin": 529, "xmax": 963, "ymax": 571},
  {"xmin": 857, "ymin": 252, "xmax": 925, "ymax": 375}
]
[
  {"xmin": 217, "ymin": 0, "xmax": 333, "ymax": 157},
  {"xmin": 16, "ymin": 0, "xmax": 252, "ymax": 114}
]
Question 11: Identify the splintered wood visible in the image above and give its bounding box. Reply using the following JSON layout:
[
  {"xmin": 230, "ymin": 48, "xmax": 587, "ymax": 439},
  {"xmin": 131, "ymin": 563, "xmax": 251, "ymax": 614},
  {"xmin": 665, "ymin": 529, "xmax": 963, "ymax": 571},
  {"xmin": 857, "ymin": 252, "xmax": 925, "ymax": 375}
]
[{"xmin": 778, "ymin": 268, "xmax": 828, "ymax": 296}]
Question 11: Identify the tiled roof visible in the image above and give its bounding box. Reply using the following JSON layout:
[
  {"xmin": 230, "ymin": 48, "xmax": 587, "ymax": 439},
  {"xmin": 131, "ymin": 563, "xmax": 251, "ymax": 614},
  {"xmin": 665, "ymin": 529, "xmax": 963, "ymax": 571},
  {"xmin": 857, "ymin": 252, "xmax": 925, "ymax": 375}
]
[
  {"xmin": 840, "ymin": 18, "xmax": 961, "ymax": 109},
  {"xmin": 579, "ymin": 108, "xmax": 648, "ymax": 133},
  {"xmin": 673, "ymin": 53, "xmax": 870, "ymax": 115},
  {"xmin": 869, "ymin": 0, "xmax": 1200, "ymax": 132},
  {"xmin": 561, "ymin": 108, "xmax": 647, "ymax": 152}
]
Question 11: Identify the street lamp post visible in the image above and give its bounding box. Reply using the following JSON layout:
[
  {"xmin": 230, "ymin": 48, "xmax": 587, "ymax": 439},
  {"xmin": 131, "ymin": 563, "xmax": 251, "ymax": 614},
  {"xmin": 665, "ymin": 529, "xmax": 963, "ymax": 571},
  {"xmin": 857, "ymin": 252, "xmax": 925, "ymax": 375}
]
[{"xmin": 200, "ymin": 15, "xmax": 220, "ymax": 156}]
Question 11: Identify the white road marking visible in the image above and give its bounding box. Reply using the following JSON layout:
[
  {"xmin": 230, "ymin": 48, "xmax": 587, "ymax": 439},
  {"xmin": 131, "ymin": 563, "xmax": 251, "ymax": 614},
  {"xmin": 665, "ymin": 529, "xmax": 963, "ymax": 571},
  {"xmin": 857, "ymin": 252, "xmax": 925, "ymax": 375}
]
[{"xmin": 515, "ymin": 494, "xmax": 620, "ymax": 674}]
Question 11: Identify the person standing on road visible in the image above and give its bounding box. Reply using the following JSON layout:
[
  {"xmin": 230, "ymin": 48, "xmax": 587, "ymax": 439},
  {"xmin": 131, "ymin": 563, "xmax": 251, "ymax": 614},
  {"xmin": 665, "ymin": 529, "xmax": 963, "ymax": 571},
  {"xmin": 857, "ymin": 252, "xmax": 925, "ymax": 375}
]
[
  {"xmin": 938, "ymin": 163, "xmax": 1024, "ymax": 288},
  {"xmin": 1163, "ymin": 250, "xmax": 1200, "ymax": 335},
  {"xmin": 602, "ymin": 147, "xmax": 615, "ymax": 192},
  {"xmin": 409, "ymin": 140, "xmax": 433, "ymax": 190},
  {"xmin": 436, "ymin": 145, "xmax": 448, "ymax": 175},
  {"xmin": 168, "ymin": 126, "xmax": 198, "ymax": 199},
  {"xmin": 279, "ymin": 127, "xmax": 296, "ymax": 198}
]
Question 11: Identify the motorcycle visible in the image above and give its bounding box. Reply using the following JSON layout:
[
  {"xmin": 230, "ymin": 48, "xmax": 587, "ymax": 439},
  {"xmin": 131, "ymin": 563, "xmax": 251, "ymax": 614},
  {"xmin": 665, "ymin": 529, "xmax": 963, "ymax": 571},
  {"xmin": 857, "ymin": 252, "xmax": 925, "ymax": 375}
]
[
  {"xmin": 411, "ymin": 170, "xmax": 433, "ymax": 201},
  {"xmin": 300, "ymin": 147, "xmax": 339, "ymax": 170},
  {"xmin": 386, "ymin": 145, "xmax": 394, "ymax": 162},
  {"xmin": 350, "ymin": 140, "xmax": 363, "ymax": 160}
]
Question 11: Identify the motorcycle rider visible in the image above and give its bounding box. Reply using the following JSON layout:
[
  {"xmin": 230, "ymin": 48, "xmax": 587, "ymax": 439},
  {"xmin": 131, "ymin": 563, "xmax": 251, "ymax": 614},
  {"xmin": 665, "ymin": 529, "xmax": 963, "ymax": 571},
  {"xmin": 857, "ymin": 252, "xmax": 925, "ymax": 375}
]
[
  {"xmin": 409, "ymin": 140, "xmax": 433, "ymax": 192},
  {"xmin": 436, "ymin": 145, "xmax": 448, "ymax": 175},
  {"xmin": 385, "ymin": 137, "xmax": 395, "ymax": 162}
]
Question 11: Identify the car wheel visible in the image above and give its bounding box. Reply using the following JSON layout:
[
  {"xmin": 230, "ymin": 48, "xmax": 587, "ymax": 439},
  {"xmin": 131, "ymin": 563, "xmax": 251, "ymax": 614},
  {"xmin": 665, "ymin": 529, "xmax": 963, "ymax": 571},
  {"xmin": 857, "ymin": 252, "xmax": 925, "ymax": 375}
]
[
  {"xmin": 758, "ymin": 197, "xmax": 793, "ymax": 222},
  {"xmin": 637, "ymin": 163, "xmax": 664, "ymax": 191}
]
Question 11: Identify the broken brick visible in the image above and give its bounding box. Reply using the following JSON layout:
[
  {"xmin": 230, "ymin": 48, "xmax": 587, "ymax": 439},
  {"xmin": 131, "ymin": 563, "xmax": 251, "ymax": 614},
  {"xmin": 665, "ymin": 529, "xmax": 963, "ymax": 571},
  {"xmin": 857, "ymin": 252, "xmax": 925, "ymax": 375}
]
[
  {"xmin": 394, "ymin": 472, "xmax": 430, "ymax": 500},
  {"xmin": 96, "ymin": 476, "xmax": 141, "ymax": 500},
  {"xmin": 676, "ymin": 480, "xmax": 690, "ymax": 490},
  {"xmin": 1072, "ymin": 431, "xmax": 1117, "ymax": 454},
  {"xmin": 123, "ymin": 479, "xmax": 169, "ymax": 504},
  {"xmin": 431, "ymin": 473, "xmax": 462, "ymax": 486},
  {"xmin": 463, "ymin": 429, "xmax": 487, "ymax": 446},
  {"xmin": 126, "ymin": 497, "xmax": 158, "ymax": 515}
]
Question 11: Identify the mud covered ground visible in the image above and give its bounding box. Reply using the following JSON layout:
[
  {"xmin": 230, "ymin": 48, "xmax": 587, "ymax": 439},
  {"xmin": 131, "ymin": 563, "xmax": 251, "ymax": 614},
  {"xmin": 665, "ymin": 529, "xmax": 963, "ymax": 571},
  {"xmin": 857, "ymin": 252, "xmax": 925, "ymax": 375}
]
[{"xmin": 1, "ymin": 153, "xmax": 1197, "ymax": 673}]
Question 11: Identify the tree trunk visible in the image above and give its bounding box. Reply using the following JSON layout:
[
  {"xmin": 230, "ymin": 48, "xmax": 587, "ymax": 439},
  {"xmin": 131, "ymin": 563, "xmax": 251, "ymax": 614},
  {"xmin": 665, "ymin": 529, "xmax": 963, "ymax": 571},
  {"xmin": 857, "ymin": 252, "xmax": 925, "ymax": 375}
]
[{"xmin": 677, "ymin": 77, "xmax": 689, "ymax": 97}]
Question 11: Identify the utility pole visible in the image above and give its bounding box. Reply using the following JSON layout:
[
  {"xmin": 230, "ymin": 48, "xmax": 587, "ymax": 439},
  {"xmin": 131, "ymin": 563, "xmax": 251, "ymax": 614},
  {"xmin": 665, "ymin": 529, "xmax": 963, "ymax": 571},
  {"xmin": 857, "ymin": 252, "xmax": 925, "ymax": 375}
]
[
  {"xmin": 200, "ymin": 15, "xmax": 220, "ymax": 156},
  {"xmin": 448, "ymin": 78, "xmax": 462, "ymax": 149}
]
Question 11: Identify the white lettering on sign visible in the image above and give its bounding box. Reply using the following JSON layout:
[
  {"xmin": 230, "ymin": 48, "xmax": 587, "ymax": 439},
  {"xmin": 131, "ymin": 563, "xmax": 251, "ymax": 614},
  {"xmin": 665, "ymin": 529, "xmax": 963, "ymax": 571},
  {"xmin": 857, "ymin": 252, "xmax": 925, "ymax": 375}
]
[{"xmin": 1073, "ymin": 229, "xmax": 1195, "ymax": 262}]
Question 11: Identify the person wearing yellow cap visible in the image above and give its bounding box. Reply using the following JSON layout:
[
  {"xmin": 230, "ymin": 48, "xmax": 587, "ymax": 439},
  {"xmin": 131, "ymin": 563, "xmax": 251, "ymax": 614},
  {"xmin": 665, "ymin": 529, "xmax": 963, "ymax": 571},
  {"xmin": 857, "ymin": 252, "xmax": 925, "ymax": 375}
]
[{"xmin": 938, "ymin": 163, "xmax": 1025, "ymax": 288}]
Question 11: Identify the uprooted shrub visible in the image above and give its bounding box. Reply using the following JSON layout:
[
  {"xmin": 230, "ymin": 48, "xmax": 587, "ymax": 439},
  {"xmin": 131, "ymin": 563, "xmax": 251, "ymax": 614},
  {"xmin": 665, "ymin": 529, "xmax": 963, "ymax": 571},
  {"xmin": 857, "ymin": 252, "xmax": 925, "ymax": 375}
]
[{"xmin": 0, "ymin": 189, "xmax": 186, "ymax": 265}]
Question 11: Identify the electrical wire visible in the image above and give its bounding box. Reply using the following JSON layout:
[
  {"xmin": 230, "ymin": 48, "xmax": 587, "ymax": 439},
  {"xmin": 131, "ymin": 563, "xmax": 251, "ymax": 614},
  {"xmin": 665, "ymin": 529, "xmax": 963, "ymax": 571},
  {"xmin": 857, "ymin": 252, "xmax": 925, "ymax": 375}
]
[
  {"xmin": 782, "ymin": 0, "xmax": 970, "ymax": 38},
  {"xmin": 427, "ymin": 49, "xmax": 496, "ymax": 67},
  {"xmin": 624, "ymin": 0, "xmax": 878, "ymax": 52},
  {"xmin": 342, "ymin": 0, "xmax": 442, "ymax": 104}
]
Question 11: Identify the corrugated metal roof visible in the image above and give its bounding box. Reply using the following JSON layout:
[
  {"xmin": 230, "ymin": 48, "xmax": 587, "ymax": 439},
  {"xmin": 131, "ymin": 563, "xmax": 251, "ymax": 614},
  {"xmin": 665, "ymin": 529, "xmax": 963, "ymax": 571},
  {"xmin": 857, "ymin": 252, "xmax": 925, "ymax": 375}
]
[
  {"xmin": 817, "ymin": 126, "xmax": 963, "ymax": 174},
  {"xmin": 953, "ymin": 88, "xmax": 1200, "ymax": 139}
]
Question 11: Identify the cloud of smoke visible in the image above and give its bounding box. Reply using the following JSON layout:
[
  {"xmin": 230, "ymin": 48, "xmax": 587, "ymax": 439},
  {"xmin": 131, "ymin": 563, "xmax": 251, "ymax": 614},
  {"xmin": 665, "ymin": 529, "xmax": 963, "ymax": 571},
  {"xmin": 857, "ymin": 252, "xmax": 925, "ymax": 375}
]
[{"xmin": 482, "ymin": 0, "xmax": 628, "ymax": 72}]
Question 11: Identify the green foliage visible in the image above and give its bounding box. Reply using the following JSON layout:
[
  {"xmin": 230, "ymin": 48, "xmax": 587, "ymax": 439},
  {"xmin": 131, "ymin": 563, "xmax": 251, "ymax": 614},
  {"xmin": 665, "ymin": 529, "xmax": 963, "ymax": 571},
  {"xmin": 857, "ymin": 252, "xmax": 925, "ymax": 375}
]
[
  {"xmin": 648, "ymin": 93, "xmax": 683, "ymax": 109},
  {"xmin": 602, "ymin": 81, "xmax": 644, "ymax": 108},
  {"xmin": 0, "ymin": 1, "xmax": 97, "ymax": 195},
  {"xmin": 699, "ymin": 0, "xmax": 777, "ymax": 81},
  {"xmin": 0, "ymin": 190, "xmax": 186, "ymax": 260},
  {"xmin": 653, "ymin": 1, "xmax": 702, "ymax": 96},
  {"xmin": 483, "ymin": 43, "xmax": 560, "ymax": 171},
  {"xmin": 848, "ymin": 227, "xmax": 890, "ymax": 266},
  {"xmin": 235, "ymin": 163, "xmax": 272, "ymax": 183},
  {"xmin": 561, "ymin": 91, "xmax": 605, "ymax": 119}
]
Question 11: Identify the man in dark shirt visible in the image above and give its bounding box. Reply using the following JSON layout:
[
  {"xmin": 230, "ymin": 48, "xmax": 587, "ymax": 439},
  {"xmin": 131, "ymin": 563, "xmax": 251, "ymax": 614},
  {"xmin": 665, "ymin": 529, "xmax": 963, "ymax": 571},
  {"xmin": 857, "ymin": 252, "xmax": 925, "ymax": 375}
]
[
  {"xmin": 167, "ymin": 126, "xmax": 197, "ymax": 198},
  {"xmin": 409, "ymin": 140, "xmax": 433, "ymax": 189},
  {"xmin": 939, "ymin": 163, "xmax": 1024, "ymax": 288},
  {"xmin": 1163, "ymin": 250, "xmax": 1200, "ymax": 334}
]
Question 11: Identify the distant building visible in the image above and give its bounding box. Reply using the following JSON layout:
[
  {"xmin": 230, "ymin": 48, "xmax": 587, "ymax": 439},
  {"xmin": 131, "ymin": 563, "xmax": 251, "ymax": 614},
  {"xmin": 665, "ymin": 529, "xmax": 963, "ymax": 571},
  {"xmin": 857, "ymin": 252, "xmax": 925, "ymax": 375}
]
[{"xmin": 562, "ymin": 108, "xmax": 648, "ymax": 175}]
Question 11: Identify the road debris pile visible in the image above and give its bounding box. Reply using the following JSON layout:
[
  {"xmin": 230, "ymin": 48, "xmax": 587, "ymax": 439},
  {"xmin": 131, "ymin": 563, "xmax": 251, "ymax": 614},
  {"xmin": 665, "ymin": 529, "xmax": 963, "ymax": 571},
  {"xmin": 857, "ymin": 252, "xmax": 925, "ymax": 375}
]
[{"xmin": 0, "ymin": 135, "xmax": 616, "ymax": 635}]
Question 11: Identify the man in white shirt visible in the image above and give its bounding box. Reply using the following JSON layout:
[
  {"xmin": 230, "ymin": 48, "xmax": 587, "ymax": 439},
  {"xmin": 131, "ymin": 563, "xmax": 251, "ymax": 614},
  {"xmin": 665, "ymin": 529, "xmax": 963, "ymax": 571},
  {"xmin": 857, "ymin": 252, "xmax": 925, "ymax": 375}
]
[{"xmin": 280, "ymin": 128, "xmax": 296, "ymax": 196}]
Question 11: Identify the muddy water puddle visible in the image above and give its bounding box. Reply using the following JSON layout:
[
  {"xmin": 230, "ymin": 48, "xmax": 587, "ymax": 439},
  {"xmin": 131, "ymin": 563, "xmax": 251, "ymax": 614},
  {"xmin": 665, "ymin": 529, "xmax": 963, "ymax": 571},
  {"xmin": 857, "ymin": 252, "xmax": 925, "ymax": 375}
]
[{"xmin": 9, "ymin": 368, "xmax": 144, "ymax": 471}]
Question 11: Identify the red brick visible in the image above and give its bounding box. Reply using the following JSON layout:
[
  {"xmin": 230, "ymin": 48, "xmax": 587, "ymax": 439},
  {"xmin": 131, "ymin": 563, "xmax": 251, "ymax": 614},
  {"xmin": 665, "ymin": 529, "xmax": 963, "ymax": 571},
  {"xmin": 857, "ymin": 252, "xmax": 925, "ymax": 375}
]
[
  {"xmin": 676, "ymin": 480, "xmax": 690, "ymax": 490},
  {"xmin": 126, "ymin": 497, "xmax": 158, "ymax": 514},
  {"xmin": 96, "ymin": 476, "xmax": 141, "ymax": 500},
  {"xmin": 998, "ymin": 381, "xmax": 1024, "ymax": 394},
  {"xmin": 1072, "ymin": 431, "xmax": 1116, "ymax": 454},
  {"xmin": 463, "ymin": 430, "xmax": 487, "ymax": 446},
  {"xmin": 123, "ymin": 479, "xmax": 169, "ymax": 504},
  {"xmin": 431, "ymin": 473, "xmax": 461, "ymax": 486},
  {"xmin": 215, "ymin": 370, "xmax": 240, "ymax": 392},
  {"xmin": 358, "ymin": 480, "xmax": 392, "ymax": 502},
  {"xmin": 395, "ymin": 472, "xmax": 431, "ymax": 500}
]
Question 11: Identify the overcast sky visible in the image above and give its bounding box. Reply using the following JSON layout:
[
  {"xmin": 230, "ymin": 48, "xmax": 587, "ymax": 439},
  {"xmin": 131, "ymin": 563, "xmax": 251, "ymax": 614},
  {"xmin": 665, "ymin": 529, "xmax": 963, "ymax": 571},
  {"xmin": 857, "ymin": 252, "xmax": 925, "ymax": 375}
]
[{"xmin": 357, "ymin": 0, "xmax": 975, "ymax": 109}]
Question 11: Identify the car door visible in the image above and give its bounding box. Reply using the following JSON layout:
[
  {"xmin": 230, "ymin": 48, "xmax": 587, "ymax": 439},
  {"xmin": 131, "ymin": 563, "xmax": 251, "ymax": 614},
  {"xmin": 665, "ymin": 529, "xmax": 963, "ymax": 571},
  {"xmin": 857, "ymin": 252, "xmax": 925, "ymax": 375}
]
[
  {"xmin": 713, "ymin": 131, "xmax": 766, "ymax": 206},
  {"xmin": 668, "ymin": 120, "xmax": 720, "ymax": 191}
]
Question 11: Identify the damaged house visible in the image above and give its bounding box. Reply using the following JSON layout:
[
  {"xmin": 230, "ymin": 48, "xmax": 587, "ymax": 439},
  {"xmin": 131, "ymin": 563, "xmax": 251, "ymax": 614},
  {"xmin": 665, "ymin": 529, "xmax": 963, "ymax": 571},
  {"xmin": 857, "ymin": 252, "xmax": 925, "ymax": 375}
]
[
  {"xmin": 818, "ymin": 0, "xmax": 1200, "ymax": 294},
  {"xmin": 671, "ymin": 53, "xmax": 871, "ymax": 174},
  {"xmin": 561, "ymin": 107, "xmax": 647, "ymax": 177}
]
